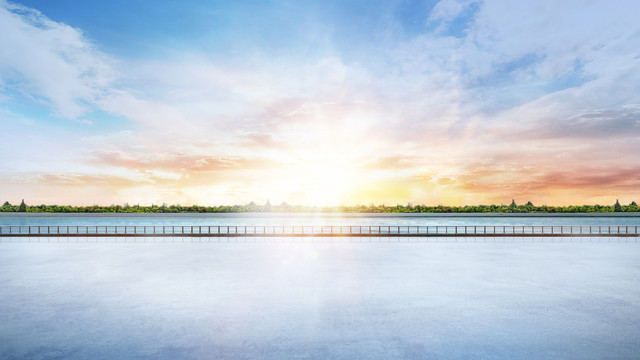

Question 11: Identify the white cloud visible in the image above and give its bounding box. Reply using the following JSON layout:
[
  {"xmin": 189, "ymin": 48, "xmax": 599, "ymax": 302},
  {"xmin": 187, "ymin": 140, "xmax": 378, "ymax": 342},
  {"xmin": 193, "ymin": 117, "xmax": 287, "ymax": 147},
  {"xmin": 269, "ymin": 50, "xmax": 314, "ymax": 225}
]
[
  {"xmin": 465, "ymin": 0, "xmax": 640, "ymax": 82},
  {"xmin": 0, "ymin": 0, "xmax": 116, "ymax": 118},
  {"xmin": 426, "ymin": 0, "xmax": 479, "ymax": 31},
  {"xmin": 98, "ymin": 91, "xmax": 188, "ymax": 128}
]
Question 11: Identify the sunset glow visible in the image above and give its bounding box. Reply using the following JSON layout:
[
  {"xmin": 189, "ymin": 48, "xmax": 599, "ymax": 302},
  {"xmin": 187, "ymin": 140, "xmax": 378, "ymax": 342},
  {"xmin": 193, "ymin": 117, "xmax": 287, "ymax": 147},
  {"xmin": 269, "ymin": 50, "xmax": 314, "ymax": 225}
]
[{"xmin": 1, "ymin": 0, "xmax": 639, "ymax": 206}]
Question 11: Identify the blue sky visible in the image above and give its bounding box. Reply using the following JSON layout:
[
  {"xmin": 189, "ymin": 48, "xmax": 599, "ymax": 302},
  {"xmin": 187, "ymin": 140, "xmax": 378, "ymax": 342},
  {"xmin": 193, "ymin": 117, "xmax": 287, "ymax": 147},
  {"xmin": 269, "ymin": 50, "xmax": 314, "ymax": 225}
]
[
  {"xmin": 13, "ymin": 1, "xmax": 427, "ymax": 57},
  {"xmin": 1, "ymin": 0, "xmax": 640, "ymax": 206}
]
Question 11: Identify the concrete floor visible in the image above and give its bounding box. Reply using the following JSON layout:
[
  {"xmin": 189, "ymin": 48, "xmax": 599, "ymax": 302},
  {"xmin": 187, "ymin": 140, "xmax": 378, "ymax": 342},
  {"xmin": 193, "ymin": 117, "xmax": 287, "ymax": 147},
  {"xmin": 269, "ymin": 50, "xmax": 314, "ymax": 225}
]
[{"xmin": 1, "ymin": 242, "xmax": 639, "ymax": 359}]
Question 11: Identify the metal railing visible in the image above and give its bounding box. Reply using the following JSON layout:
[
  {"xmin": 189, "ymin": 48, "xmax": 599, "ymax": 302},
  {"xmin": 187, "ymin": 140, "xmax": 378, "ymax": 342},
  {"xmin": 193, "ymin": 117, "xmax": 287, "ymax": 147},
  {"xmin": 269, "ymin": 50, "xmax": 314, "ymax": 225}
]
[{"xmin": 0, "ymin": 225, "xmax": 638, "ymax": 237}]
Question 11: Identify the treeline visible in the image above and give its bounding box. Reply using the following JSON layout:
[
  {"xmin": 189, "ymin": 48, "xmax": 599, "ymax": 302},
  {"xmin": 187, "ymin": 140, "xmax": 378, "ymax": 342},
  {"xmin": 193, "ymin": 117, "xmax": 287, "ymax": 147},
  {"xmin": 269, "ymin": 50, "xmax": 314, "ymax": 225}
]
[{"xmin": 1, "ymin": 199, "xmax": 639, "ymax": 213}]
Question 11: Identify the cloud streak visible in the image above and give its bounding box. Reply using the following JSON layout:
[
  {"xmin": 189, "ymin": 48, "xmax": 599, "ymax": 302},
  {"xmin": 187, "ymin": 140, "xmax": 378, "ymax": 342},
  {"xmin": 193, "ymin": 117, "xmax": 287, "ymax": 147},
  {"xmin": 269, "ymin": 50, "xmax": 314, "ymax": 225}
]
[{"xmin": 0, "ymin": 0, "xmax": 116, "ymax": 118}]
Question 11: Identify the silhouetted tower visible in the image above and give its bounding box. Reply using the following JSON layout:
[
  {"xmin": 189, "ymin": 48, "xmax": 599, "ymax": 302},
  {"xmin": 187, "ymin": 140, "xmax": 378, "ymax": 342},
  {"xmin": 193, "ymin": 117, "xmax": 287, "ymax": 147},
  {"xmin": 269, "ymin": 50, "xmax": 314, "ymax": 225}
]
[
  {"xmin": 614, "ymin": 199, "xmax": 622, "ymax": 212},
  {"xmin": 18, "ymin": 199, "xmax": 27, "ymax": 212}
]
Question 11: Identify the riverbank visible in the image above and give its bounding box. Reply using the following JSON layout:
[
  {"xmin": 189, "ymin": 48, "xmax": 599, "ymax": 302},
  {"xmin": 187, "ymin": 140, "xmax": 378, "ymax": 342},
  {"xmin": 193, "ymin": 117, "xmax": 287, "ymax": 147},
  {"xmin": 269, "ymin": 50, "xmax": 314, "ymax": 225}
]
[{"xmin": 1, "ymin": 212, "xmax": 639, "ymax": 218}]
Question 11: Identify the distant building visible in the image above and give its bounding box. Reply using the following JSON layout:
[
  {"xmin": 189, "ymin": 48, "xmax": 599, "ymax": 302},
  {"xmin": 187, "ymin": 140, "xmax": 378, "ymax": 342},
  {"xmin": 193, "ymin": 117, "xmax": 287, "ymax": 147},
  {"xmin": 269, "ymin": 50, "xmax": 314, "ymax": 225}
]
[
  {"xmin": 614, "ymin": 199, "xmax": 622, "ymax": 212},
  {"xmin": 265, "ymin": 200, "xmax": 272, "ymax": 212}
]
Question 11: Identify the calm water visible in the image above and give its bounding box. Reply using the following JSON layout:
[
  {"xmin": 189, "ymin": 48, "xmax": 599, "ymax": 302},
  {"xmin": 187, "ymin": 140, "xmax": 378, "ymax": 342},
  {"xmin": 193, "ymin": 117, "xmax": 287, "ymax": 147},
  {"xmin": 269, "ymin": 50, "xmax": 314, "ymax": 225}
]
[
  {"xmin": 1, "ymin": 213, "xmax": 639, "ymax": 227},
  {"xmin": 1, "ymin": 214, "xmax": 639, "ymax": 359}
]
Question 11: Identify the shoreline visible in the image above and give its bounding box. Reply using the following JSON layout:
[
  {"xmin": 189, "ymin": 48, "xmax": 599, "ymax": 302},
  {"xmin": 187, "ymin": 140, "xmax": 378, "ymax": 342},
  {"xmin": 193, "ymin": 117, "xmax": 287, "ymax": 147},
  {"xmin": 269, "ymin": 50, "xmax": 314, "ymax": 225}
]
[{"xmin": 1, "ymin": 212, "xmax": 639, "ymax": 218}]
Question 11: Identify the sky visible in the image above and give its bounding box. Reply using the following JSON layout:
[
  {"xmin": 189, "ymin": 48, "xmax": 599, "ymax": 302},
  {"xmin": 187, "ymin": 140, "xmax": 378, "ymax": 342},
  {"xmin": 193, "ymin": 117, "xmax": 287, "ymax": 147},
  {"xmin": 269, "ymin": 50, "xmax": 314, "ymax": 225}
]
[{"xmin": 1, "ymin": 0, "xmax": 639, "ymax": 207}]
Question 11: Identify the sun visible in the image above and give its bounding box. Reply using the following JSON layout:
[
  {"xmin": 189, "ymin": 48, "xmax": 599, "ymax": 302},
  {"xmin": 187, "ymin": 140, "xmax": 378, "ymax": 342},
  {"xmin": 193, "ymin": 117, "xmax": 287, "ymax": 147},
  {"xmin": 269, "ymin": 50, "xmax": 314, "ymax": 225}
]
[
  {"xmin": 260, "ymin": 151, "xmax": 360, "ymax": 207},
  {"xmin": 247, "ymin": 119, "xmax": 374, "ymax": 206},
  {"xmin": 301, "ymin": 162, "xmax": 355, "ymax": 206}
]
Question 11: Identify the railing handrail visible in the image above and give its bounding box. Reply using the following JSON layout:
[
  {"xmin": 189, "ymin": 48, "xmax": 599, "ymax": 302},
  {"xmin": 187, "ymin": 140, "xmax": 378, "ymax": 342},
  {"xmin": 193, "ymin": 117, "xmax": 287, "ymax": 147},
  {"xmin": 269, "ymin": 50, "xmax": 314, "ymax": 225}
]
[{"xmin": 0, "ymin": 224, "xmax": 638, "ymax": 237}]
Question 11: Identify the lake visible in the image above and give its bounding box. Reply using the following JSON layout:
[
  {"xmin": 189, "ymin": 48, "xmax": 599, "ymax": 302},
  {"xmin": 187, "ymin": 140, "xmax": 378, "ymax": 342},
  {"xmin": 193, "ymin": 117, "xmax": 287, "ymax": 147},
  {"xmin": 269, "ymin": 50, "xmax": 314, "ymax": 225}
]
[
  {"xmin": 1, "ymin": 214, "xmax": 639, "ymax": 359},
  {"xmin": 2, "ymin": 212, "xmax": 640, "ymax": 227}
]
